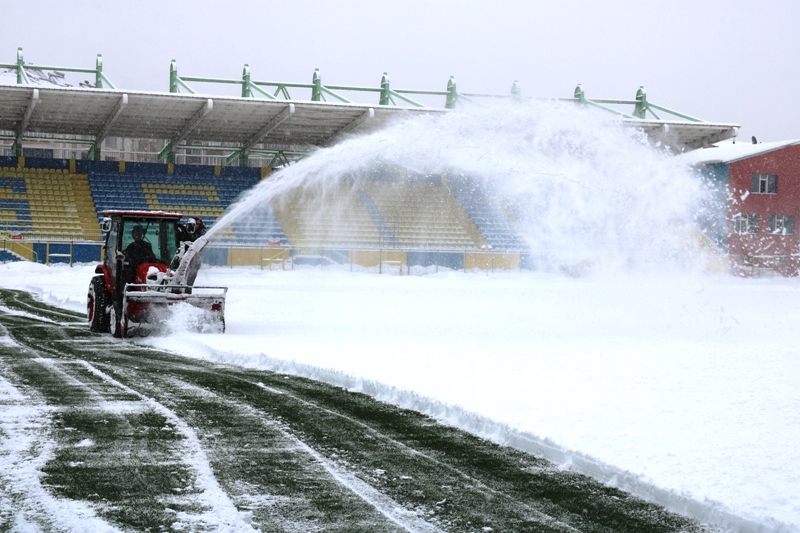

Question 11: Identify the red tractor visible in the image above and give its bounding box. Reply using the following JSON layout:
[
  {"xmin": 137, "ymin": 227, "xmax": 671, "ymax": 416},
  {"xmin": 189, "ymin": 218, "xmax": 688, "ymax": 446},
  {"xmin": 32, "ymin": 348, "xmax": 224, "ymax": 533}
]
[{"xmin": 87, "ymin": 210, "xmax": 226, "ymax": 338}]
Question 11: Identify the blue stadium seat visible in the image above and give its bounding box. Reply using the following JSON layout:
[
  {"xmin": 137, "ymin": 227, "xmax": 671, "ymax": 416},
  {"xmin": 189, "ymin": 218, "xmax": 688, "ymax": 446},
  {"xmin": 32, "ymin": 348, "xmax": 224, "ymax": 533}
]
[{"xmin": 86, "ymin": 163, "xmax": 287, "ymax": 246}]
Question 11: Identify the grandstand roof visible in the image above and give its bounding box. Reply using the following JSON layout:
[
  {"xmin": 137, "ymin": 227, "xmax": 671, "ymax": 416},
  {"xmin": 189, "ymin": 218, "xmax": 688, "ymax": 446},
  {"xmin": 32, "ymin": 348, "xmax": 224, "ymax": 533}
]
[{"xmin": 0, "ymin": 85, "xmax": 738, "ymax": 152}]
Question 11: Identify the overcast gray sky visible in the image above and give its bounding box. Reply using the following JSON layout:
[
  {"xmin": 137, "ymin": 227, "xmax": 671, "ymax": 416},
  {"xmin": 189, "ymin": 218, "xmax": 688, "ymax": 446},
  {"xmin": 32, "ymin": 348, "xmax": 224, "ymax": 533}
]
[{"xmin": 3, "ymin": 0, "xmax": 798, "ymax": 142}]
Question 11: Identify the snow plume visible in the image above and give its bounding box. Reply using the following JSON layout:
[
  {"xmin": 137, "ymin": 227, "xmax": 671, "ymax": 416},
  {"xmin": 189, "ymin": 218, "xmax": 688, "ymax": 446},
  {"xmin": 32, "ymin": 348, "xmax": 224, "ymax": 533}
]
[{"xmin": 208, "ymin": 101, "xmax": 717, "ymax": 273}]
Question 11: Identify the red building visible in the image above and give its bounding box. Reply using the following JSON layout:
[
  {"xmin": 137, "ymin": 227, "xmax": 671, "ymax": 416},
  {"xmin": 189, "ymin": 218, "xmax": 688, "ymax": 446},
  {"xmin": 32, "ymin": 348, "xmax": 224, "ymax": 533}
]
[{"xmin": 684, "ymin": 140, "xmax": 800, "ymax": 276}]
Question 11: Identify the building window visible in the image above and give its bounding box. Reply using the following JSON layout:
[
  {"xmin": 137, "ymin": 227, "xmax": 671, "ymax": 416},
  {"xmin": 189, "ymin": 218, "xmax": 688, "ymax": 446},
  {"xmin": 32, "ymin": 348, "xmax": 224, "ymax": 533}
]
[
  {"xmin": 768, "ymin": 214, "xmax": 795, "ymax": 235},
  {"xmin": 751, "ymin": 174, "xmax": 778, "ymax": 194},
  {"xmin": 733, "ymin": 214, "xmax": 759, "ymax": 234}
]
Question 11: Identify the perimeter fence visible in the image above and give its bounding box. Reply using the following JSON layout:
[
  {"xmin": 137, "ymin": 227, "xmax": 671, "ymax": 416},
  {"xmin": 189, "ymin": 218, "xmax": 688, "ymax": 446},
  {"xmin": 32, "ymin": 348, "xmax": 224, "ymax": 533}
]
[{"xmin": 1, "ymin": 239, "xmax": 535, "ymax": 273}]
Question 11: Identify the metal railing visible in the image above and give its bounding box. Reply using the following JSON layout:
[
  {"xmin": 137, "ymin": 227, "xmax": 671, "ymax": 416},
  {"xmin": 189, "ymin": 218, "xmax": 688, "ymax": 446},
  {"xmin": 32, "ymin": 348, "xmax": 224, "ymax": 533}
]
[
  {"xmin": 1, "ymin": 238, "xmax": 37, "ymax": 263},
  {"xmin": 3, "ymin": 47, "xmax": 719, "ymax": 168},
  {"xmin": 1, "ymin": 237, "xmax": 101, "ymax": 265},
  {"xmin": 208, "ymin": 244, "xmax": 528, "ymax": 274},
  {"xmin": 2, "ymin": 237, "xmax": 528, "ymax": 273},
  {"xmin": 44, "ymin": 241, "xmax": 73, "ymax": 266}
]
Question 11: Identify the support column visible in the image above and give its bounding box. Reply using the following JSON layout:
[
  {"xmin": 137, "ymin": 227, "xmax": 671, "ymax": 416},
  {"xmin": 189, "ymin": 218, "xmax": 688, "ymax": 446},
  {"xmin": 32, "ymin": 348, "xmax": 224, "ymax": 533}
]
[
  {"xmin": 241, "ymin": 64, "xmax": 251, "ymax": 98},
  {"xmin": 574, "ymin": 84, "xmax": 586, "ymax": 104},
  {"xmin": 13, "ymin": 88, "xmax": 39, "ymax": 157},
  {"xmin": 511, "ymin": 80, "xmax": 521, "ymax": 102},
  {"xmin": 380, "ymin": 72, "xmax": 391, "ymax": 105},
  {"xmin": 445, "ymin": 76, "xmax": 457, "ymax": 109},
  {"xmin": 633, "ymin": 86, "xmax": 647, "ymax": 119},
  {"xmin": 169, "ymin": 60, "xmax": 179, "ymax": 93},
  {"xmin": 95, "ymin": 54, "xmax": 104, "ymax": 89},
  {"xmin": 16, "ymin": 47, "xmax": 28, "ymax": 85},
  {"xmin": 312, "ymin": 68, "xmax": 322, "ymax": 101},
  {"xmin": 90, "ymin": 93, "xmax": 128, "ymax": 160}
]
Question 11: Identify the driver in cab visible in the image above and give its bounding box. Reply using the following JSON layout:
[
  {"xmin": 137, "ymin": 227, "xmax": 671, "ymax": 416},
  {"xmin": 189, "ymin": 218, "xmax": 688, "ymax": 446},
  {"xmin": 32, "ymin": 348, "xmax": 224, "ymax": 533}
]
[{"xmin": 124, "ymin": 225, "xmax": 157, "ymax": 270}]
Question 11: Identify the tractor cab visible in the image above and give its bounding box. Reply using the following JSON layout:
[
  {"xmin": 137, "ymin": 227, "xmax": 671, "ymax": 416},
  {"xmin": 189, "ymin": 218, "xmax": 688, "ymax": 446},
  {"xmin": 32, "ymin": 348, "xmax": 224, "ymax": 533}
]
[{"xmin": 100, "ymin": 211, "xmax": 183, "ymax": 293}]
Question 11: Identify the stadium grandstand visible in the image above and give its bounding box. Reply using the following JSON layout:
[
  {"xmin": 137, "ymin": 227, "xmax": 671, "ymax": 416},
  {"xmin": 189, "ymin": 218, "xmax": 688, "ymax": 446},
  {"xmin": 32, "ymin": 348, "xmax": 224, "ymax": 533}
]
[{"xmin": 0, "ymin": 49, "xmax": 739, "ymax": 270}]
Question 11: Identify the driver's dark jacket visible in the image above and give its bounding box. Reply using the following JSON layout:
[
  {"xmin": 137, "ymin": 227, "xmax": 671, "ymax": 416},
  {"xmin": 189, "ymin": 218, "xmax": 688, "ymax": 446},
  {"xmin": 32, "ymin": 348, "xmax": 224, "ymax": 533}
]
[{"xmin": 124, "ymin": 240, "xmax": 157, "ymax": 270}]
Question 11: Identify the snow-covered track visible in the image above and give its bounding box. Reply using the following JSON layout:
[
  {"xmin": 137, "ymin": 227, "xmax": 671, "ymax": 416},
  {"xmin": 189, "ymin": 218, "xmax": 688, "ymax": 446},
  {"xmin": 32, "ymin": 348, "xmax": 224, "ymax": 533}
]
[{"xmin": 0, "ymin": 288, "xmax": 713, "ymax": 533}]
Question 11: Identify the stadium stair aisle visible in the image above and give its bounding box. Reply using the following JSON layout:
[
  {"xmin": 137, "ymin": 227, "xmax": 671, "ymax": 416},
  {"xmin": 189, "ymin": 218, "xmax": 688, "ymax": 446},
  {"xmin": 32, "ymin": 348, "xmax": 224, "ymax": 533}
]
[{"xmin": 357, "ymin": 189, "xmax": 397, "ymax": 246}]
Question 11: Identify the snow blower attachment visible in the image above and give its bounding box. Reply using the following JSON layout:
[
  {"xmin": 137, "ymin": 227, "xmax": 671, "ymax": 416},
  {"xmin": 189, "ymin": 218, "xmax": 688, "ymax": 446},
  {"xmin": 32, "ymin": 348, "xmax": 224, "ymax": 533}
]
[{"xmin": 87, "ymin": 211, "xmax": 227, "ymax": 338}]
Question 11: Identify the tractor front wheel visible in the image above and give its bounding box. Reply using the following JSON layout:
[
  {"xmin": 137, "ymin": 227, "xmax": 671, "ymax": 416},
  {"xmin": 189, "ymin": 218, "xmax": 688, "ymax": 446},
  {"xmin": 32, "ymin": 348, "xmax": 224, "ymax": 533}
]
[{"xmin": 87, "ymin": 276, "xmax": 110, "ymax": 333}]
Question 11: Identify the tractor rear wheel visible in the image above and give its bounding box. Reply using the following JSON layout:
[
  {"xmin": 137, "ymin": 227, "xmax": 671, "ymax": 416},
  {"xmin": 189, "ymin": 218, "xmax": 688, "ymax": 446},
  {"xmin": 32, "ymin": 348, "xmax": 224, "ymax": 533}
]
[{"xmin": 87, "ymin": 275, "xmax": 110, "ymax": 333}]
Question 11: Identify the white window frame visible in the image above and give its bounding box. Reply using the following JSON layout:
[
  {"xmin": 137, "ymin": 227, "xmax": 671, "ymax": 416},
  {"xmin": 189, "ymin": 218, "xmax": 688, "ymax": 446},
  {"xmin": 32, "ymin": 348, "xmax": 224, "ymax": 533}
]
[
  {"xmin": 768, "ymin": 214, "xmax": 795, "ymax": 235},
  {"xmin": 733, "ymin": 213, "xmax": 759, "ymax": 234},
  {"xmin": 752, "ymin": 174, "xmax": 778, "ymax": 194}
]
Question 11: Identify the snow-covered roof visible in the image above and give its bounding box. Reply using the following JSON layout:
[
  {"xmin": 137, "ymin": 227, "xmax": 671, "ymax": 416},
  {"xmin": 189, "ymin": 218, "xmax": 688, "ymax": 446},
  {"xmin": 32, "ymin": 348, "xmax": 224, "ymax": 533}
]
[
  {"xmin": 678, "ymin": 139, "xmax": 800, "ymax": 166},
  {"xmin": 0, "ymin": 70, "xmax": 16, "ymax": 85}
]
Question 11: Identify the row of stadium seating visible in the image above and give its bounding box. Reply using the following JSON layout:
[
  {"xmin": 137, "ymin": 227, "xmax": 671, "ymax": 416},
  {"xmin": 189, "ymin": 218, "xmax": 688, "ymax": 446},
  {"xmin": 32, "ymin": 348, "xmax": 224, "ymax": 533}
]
[
  {"xmin": 272, "ymin": 182, "xmax": 382, "ymax": 248},
  {"xmin": 362, "ymin": 181, "xmax": 486, "ymax": 249},
  {"xmin": 0, "ymin": 169, "xmax": 102, "ymax": 240},
  {"xmin": 0, "ymin": 157, "xmax": 527, "ymax": 255},
  {"xmin": 448, "ymin": 174, "xmax": 527, "ymax": 251}
]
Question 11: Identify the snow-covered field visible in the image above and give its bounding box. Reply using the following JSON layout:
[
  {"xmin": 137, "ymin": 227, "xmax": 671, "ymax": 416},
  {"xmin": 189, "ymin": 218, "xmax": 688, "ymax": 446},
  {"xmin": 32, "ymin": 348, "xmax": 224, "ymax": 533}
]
[{"xmin": 2, "ymin": 260, "xmax": 798, "ymax": 533}]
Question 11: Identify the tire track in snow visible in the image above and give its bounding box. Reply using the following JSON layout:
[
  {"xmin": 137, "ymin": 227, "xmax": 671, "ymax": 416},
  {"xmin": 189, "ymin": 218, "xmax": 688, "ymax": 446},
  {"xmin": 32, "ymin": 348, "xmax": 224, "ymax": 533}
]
[
  {"xmin": 242, "ymin": 379, "xmax": 582, "ymax": 533},
  {"xmin": 76, "ymin": 360, "xmax": 258, "ymax": 533},
  {"xmin": 1, "ymin": 290, "xmax": 84, "ymax": 323},
  {"xmin": 166, "ymin": 376, "xmax": 446, "ymax": 533},
  {"xmin": 0, "ymin": 333, "xmax": 123, "ymax": 532},
  {"xmin": 3, "ymin": 331, "xmax": 244, "ymax": 532}
]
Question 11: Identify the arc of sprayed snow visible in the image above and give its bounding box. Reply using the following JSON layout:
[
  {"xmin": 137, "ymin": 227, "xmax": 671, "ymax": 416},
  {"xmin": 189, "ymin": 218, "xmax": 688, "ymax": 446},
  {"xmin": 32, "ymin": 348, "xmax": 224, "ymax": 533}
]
[{"xmin": 75, "ymin": 360, "xmax": 257, "ymax": 532}]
